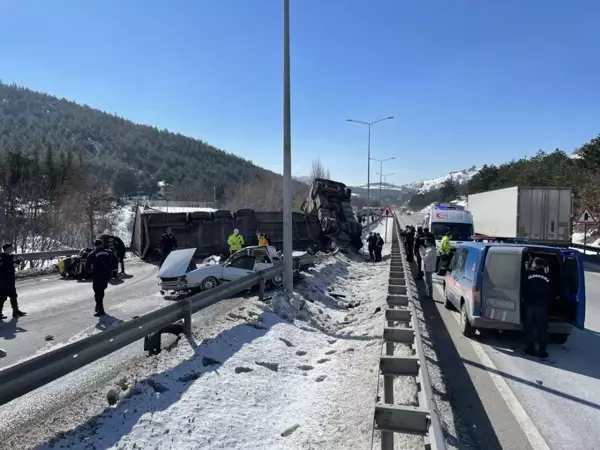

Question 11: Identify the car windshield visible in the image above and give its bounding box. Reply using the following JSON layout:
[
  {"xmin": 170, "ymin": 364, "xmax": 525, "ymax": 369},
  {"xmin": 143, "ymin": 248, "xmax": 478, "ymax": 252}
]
[{"xmin": 431, "ymin": 222, "xmax": 474, "ymax": 241}]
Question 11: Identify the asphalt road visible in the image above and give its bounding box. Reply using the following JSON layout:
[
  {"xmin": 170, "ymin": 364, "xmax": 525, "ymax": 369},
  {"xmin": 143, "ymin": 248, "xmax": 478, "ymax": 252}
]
[
  {"xmin": 0, "ymin": 259, "xmax": 164, "ymax": 369},
  {"xmin": 398, "ymin": 213, "xmax": 600, "ymax": 449}
]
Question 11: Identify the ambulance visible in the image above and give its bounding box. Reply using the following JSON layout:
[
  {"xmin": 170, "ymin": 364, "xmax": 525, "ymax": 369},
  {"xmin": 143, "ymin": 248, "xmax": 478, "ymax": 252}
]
[{"xmin": 423, "ymin": 203, "xmax": 475, "ymax": 248}]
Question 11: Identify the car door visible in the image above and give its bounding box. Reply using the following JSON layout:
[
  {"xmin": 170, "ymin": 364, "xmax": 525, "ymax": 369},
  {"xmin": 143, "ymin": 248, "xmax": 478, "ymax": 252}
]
[
  {"xmin": 481, "ymin": 246, "xmax": 524, "ymax": 324},
  {"xmin": 446, "ymin": 248, "xmax": 467, "ymax": 307},
  {"xmin": 222, "ymin": 251, "xmax": 256, "ymax": 282},
  {"xmin": 561, "ymin": 250, "xmax": 586, "ymax": 329}
]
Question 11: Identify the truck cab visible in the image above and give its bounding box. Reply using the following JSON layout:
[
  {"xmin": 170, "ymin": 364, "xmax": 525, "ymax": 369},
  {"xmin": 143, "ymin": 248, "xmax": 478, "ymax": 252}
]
[{"xmin": 443, "ymin": 242, "xmax": 585, "ymax": 344}]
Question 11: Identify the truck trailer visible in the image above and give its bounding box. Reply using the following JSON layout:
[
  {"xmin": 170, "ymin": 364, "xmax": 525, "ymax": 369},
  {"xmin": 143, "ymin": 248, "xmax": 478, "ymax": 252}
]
[{"xmin": 467, "ymin": 186, "xmax": 573, "ymax": 246}]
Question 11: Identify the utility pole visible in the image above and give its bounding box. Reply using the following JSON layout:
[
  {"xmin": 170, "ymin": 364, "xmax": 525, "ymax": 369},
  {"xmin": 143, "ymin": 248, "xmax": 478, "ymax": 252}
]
[
  {"xmin": 282, "ymin": 0, "xmax": 293, "ymax": 292},
  {"xmin": 346, "ymin": 117, "xmax": 394, "ymax": 208}
]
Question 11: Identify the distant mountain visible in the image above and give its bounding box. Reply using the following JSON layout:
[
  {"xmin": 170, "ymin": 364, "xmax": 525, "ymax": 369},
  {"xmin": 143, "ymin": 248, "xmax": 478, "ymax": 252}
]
[
  {"xmin": 293, "ymin": 175, "xmax": 312, "ymax": 185},
  {"xmin": 405, "ymin": 166, "xmax": 480, "ymax": 194}
]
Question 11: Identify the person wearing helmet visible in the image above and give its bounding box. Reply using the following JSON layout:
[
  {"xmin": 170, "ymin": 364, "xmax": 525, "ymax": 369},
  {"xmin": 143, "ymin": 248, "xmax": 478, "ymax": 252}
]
[{"xmin": 228, "ymin": 229, "xmax": 245, "ymax": 256}]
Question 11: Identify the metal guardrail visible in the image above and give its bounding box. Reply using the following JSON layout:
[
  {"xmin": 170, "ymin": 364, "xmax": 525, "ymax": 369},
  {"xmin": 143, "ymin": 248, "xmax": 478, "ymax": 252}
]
[
  {"xmin": 0, "ymin": 263, "xmax": 283, "ymax": 406},
  {"xmin": 570, "ymin": 242, "xmax": 600, "ymax": 254},
  {"xmin": 15, "ymin": 248, "xmax": 133, "ymax": 261},
  {"xmin": 373, "ymin": 213, "xmax": 446, "ymax": 450}
]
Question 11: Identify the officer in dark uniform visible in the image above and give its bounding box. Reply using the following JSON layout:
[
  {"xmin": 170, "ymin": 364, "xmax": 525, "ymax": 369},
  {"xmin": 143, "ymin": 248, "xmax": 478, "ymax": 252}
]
[
  {"xmin": 404, "ymin": 226, "xmax": 415, "ymax": 262},
  {"xmin": 0, "ymin": 243, "xmax": 26, "ymax": 319},
  {"xmin": 160, "ymin": 227, "xmax": 178, "ymax": 267},
  {"xmin": 85, "ymin": 239, "xmax": 117, "ymax": 317},
  {"xmin": 375, "ymin": 233, "xmax": 384, "ymax": 262},
  {"xmin": 413, "ymin": 226, "xmax": 424, "ymax": 279},
  {"xmin": 522, "ymin": 257, "xmax": 555, "ymax": 358},
  {"xmin": 367, "ymin": 232, "xmax": 376, "ymax": 261}
]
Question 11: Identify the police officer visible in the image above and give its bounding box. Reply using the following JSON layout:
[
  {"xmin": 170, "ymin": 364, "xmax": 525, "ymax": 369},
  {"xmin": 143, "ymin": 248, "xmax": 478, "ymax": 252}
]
[
  {"xmin": 85, "ymin": 239, "xmax": 117, "ymax": 317},
  {"xmin": 522, "ymin": 257, "xmax": 555, "ymax": 358},
  {"xmin": 413, "ymin": 226, "xmax": 424, "ymax": 279},
  {"xmin": 367, "ymin": 232, "xmax": 376, "ymax": 261},
  {"xmin": 160, "ymin": 227, "xmax": 178, "ymax": 267},
  {"xmin": 438, "ymin": 232, "xmax": 452, "ymax": 274},
  {"xmin": 375, "ymin": 233, "xmax": 384, "ymax": 262},
  {"xmin": 404, "ymin": 226, "xmax": 415, "ymax": 262},
  {"xmin": 227, "ymin": 229, "xmax": 245, "ymax": 256},
  {"xmin": 0, "ymin": 243, "xmax": 26, "ymax": 319}
]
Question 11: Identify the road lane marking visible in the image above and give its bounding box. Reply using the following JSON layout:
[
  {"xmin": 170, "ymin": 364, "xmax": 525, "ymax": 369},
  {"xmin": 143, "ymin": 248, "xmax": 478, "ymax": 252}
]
[{"xmin": 434, "ymin": 284, "xmax": 550, "ymax": 450}]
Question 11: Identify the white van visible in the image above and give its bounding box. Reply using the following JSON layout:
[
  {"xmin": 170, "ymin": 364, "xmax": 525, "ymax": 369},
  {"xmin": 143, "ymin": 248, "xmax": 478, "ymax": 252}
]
[{"xmin": 423, "ymin": 203, "xmax": 474, "ymax": 248}]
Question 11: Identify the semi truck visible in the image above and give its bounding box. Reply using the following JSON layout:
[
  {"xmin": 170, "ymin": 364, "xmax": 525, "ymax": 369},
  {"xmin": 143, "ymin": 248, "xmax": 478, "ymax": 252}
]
[{"xmin": 467, "ymin": 186, "xmax": 573, "ymax": 246}]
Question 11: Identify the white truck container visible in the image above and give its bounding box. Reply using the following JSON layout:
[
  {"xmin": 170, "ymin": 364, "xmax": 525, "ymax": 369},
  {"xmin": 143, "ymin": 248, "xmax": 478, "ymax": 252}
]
[{"xmin": 467, "ymin": 186, "xmax": 573, "ymax": 246}]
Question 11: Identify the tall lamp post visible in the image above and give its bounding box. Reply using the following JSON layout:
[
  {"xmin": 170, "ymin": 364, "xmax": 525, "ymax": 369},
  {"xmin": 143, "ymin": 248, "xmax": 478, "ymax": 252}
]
[
  {"xmin": 282, "ymin": 0, "xmax": 293, "ymax": 292},
  {"xmin": 370, "ymin": 156, "xmax": 395, "ymax": 203},
  {"xmin": 377, "ymin": 171, "xmax": 396, "ymax": 202},
  {"xmin": 346, "ymin": 116, "xmax": 394, "ymax": 208}
]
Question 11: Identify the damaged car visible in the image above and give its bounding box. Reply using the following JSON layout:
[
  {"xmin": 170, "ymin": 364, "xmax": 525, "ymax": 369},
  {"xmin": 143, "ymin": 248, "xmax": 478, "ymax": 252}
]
[{"xmin": 158, "ymin": 246, "xmax": 315, "ymax": 297}]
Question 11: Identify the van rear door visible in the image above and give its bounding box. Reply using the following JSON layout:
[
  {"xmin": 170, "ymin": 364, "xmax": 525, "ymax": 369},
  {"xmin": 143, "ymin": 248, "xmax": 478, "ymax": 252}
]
[
  {"xmin": 481, "ymin": 246, "xmax": 525, "ymax": 325},
  {"xmin": 561, "ymin": 250, "xmax": 586, "ymax": 329}
]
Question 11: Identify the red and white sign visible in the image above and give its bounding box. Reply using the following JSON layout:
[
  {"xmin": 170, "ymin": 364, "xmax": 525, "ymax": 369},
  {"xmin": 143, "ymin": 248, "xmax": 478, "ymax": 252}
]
[
  {"xmin": 382, "ymin": 205, "xmax": 394, "ymax": 218},
  {"xmin": 576, "ymin": 207, "xmax": 597, "ymax": 224}
]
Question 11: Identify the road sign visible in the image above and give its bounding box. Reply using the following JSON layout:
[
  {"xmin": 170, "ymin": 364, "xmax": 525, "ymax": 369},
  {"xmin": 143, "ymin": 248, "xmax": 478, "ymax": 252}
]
[
  {"xmin": 576, "ymin": 207, "xmax": 597, "ymax": 224},
  {"xmin": 382, "ymin": 205, "xmax": 393, "ymax": 218}
]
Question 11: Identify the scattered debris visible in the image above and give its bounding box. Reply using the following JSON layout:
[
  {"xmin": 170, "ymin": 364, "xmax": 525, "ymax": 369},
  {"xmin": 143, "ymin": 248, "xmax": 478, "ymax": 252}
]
[
  {"xmin": 235, "ymin": 367, "xmax": 254, "ymax": 374},
  {"xmin": 279, "ymin": 338, "xmax": 294, "ymax": 347},
  {"xmin": 315, "ymin": 375, "xmax": 327, "ymax": 382},
  {"xmin": 44, "ymin": 335, "xmax": 54, "ymax": 341},
  {"xmin": 536, "ymin": 380, "xmax": 543, "ymax": 386},
  {"xmin": 106, "ymin": 389, "xmax": 120, "ymax": 406},
  {"xmin": 329, "ymin": 292, "xmax": 346, "ymax": 299},
  {"xmin": 255, "ymin": 361, "xmax": 279, "ymax": 372},
  {"xmin": 317, "ymin": 358, "xmax": 330, "ymax": 364},
  {"xmin": 327, "ymin": 339, "xmax": 337, "ymax": 345},
  {"xmin": 298, "ymin": 365, "xmax": 314, "ymax": 371},
  {"xmin": 296, "ymin": 350, "xmax": 308, "ymax": 356},
  {"xmin": 344, "ymin": 347, "xmax": 355, "ymax": 352},
  {"xmin": 281, "ymin": 424, "xmax": 300, "ymax": 437},
  {"xmin": 325, "ymin": 349, "xmax": 336, "ymax": 355},
  {"xmin": 373, "ymin": 306, "xmax": 382, "ymax": 314},
  {"xmin": 202, "ymin": 356, "xmax": 222, "ymax": 366}
]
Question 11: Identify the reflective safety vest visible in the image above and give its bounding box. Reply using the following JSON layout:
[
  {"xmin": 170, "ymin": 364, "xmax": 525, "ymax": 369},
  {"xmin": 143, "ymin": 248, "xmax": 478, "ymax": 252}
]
[
  {"xmin": 228, "ymin": 234, "xmax": 245, "ymax": 251},
  {"xmin": 440, "ymin": 236, "xmax": 451, "ymax": 255}
]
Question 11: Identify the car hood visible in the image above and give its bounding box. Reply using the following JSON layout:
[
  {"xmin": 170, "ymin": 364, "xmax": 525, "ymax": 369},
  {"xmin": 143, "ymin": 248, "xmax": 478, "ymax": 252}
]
[{"xmin": 158, "ymin": 248, "xmax": 196, "ymax": 278}]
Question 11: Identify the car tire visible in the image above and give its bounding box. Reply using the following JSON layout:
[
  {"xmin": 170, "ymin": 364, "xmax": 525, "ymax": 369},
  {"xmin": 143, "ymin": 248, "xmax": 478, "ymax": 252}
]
[
  {"xmin": 460, "ymin": 302, "xmax": 475, "ymax": 338},
  {"xmin": 270, "ymin": 274, "xmax": 284, "ymax": 287},
  {"xmin": 550, "ymin": 333, "xmax": 569, "ymax": 345},
  {"xmin": 201, "ymin": 277, "xmax": 219, "ymax": 291}
]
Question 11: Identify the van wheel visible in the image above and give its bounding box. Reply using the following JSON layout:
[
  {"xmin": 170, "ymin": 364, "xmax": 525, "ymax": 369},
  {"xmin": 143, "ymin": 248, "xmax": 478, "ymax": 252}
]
[
  {"xmin": 550, "ymin": 333, "xmax": 569, "ymax": 345},
  {"xmin": 460, "ymin": 303, "xmax": 475, "ymax": 338}
]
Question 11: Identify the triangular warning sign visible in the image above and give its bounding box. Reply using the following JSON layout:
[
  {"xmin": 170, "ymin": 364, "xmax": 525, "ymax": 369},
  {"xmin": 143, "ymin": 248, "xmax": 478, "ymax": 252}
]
[
  {"xmin": 382, "ymin": 205, "xmax": 394, "ymax": 218},
  {"xmin": 576, "ymin": 207, "xmax": 597, "ymax": 224}
]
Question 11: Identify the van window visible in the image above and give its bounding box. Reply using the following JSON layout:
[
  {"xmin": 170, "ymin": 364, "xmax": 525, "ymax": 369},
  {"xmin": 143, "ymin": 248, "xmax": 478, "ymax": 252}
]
[
  {"xmin": 564, "ymin": 256, "xmax": 579, "ymax": 294},
  {"xmin": 452, "ymin": 248, "xmax": 468, "ymax": 276},
  {"xmin": 483, "ymin": 253, "xmax": 521, "ymax": 290}
]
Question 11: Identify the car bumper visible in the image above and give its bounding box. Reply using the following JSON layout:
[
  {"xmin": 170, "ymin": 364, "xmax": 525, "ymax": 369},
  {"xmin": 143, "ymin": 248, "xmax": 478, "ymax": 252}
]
[
  {"xmin": 160, "ymin": 281, "xmax": 189, "ymax": 292},
  {"xmin": 471, "ymin": 316, "xmax": 572, "ymax": 334}
]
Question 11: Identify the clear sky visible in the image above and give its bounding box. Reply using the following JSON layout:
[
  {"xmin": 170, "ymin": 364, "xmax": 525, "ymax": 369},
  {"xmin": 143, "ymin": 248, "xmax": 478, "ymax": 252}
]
[{"xmin": 1, "ymin": 0, "xmax": 599, "ymax": 186}]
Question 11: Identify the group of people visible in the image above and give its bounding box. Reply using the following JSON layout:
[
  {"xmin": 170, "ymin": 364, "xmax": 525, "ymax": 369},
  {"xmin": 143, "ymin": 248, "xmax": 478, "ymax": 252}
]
[{"xmin": 366, "ymin": 232, "xmax": 385, "ymax": 262}]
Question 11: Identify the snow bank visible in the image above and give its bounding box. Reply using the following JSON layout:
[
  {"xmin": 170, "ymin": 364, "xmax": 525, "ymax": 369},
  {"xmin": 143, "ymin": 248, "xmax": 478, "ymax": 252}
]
[
  {"xmin": 38, "ymin": 221, "xmax": 401, "ymax": 450},
  {"xmin": 146, "ymin": 206, "xmax": 216, "ymax": 213}
]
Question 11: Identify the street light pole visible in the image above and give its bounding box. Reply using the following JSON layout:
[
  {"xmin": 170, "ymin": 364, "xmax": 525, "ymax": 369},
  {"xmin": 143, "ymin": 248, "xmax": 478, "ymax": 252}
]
[
  {"xmin": 370, "ymin": 156, "xmax": 395, "ymax": 204},
  {"xmin": 346, "ymin": 116, "xmax": 393, "ymax": 209},
  {"xmin": 282, "ymin": 0, "xmax": 293, "ymax": 292}
]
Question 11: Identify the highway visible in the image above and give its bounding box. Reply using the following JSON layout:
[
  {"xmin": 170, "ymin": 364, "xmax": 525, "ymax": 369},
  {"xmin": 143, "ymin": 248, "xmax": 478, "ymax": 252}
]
[{"xmin": 398, "ymin": 213, "xmax": 600, "ymax": 450}]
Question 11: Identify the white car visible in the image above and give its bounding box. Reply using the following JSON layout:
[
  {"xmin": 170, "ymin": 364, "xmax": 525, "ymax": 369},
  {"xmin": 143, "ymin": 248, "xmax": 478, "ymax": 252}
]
[{"xmin": 158, "ymin": 246, "xmax": 289, "ymax": 295}]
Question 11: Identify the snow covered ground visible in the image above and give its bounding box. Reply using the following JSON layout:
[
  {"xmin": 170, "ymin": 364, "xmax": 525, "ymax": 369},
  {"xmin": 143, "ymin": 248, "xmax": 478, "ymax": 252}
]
[{"xmin": 26, "ymin": 219, "xmax": 403, "ymax": 450}]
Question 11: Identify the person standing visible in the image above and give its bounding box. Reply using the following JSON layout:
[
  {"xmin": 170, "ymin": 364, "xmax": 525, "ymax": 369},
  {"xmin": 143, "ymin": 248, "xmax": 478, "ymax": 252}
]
[
  {"xmin": 421, "ymin": 238, "xmax": 437, "ymax": 299},
  {"xmin": 256, "ymin": 230, "xmax": 270, "ymax": 246},
  {"xmin": 367, "ymin": 232, "xmax": 376, "ymax": 261},
  {"xmin": 0, "ymin": 243, "xmax": 26, "ymax": 319},
  {"xmin": 227, "ymin": 229, "xmax": 245, "ymax": 256},
  {"xmin": 413, "ymin": 226, "xmax": 424, "ymax": 279},
  {"xmin": 160, "ymin": 227, "xmax": 178, "ymax": 267},
  {"xmin": 113, "ymin": 235, "xmax": 127, "ymax": 275},
  {"xmin": 405, "ymin": 226, "xmax": 415, "ymax": 263},
  {"xmin": 438, "ymin": 232, "xmax": 452, "ymax": 274},
  {"xmin": 522, "ymin": 257, "xmax": 555, "ymax": 358},
  {"xmin": 375, "ymin": 233, "xmax": 384, "ymax": 262},
  {"xmin": 85, "ymin": 239, "xmax": 117, "ymax": 317}
]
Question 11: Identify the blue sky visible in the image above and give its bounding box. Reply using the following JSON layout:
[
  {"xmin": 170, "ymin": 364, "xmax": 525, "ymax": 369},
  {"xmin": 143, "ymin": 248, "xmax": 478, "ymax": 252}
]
[{"xmin": 1, "ymin": 0, "xmax": 599, "ymax": 186}]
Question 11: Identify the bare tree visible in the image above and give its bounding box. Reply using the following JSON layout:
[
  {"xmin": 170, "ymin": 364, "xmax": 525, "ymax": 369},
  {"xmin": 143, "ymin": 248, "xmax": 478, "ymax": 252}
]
[{"xmin": 310, "ymin": 159, "xmax": 330, "ymax": 181}]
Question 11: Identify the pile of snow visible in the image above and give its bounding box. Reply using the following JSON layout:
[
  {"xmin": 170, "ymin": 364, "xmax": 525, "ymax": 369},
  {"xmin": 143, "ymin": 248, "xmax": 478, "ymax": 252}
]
[
  {"xmin": 407, "ymin": 167, "xmax": 480, "ymax": 194},
  {"xmin": 38, "ymin": 220, "xmax": 420, "ymax": 450},
  {"xmin": 112, "ymin": 204, "xmax": 136, "ymax": 243}
]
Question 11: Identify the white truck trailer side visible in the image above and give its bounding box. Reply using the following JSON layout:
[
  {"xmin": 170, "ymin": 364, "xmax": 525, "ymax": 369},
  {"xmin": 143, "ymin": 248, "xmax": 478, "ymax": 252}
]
[{"xmin": 467, "ymin": 186, "xmax": 573, "ymax": 246}]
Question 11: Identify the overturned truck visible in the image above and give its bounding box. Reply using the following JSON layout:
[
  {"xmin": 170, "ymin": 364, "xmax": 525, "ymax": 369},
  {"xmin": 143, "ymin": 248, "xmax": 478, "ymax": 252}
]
[{"xmin": 300, "ymin": 178, "xmax": 363, "ymax": 252}]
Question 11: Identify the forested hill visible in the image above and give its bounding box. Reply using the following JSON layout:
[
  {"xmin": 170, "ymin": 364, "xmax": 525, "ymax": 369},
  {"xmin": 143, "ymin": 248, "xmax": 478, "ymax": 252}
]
[{"xmin": 0, "ymin": 82, "xmax": 279, "ymax": 200}]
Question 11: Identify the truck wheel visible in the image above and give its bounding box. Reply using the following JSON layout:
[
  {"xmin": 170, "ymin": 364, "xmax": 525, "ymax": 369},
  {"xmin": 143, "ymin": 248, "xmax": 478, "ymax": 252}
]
[
  {"xmin": 460, "ymin": 303, "xmax": 475, "ymax": 338},
  {"xmin": 270, "ymin": 274, "xmax": 284, "ymax": 287},
  {"xmin": 201, "ymin": 277, "xmax": 219, "ymax": 291},
  {"xmin": 550, "ymin": 333, "xmax": 569, "ymax": 345}
]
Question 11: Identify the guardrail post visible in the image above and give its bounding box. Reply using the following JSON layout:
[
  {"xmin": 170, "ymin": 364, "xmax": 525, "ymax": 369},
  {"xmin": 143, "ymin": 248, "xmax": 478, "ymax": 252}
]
[{"xmin": 183, "ymin": 298, "xmax": 193, "ymax": 336}]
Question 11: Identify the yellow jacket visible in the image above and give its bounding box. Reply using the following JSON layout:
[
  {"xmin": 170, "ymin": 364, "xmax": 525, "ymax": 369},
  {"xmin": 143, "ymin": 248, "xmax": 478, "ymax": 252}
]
[
  {"xmin": 440, "ymin": 235, "xmax": 451, "ymax": 255},
  {"xmin": 258, "ymin": 236, "xmax": 269, "ymax": 246},
  {"xmin": 228, "ymin": 233, "xmax": 245, "ymax": 251}
]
